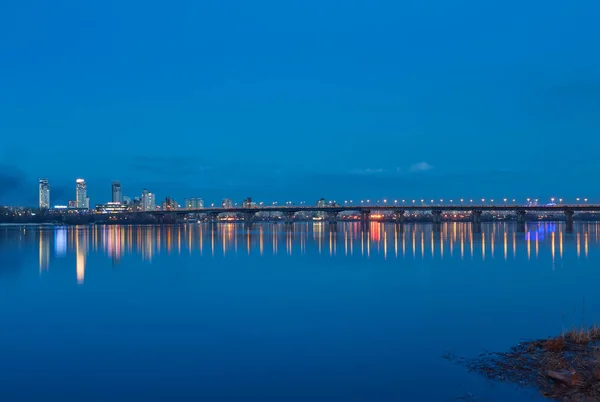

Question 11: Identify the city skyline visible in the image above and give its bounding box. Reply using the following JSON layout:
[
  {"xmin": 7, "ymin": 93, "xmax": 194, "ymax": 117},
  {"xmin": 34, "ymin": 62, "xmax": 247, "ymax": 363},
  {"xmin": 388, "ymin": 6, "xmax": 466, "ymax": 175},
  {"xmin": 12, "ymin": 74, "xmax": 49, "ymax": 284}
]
[{"xmin": 26, "ymin": 175, "xmax": 600, "ymax": 211}]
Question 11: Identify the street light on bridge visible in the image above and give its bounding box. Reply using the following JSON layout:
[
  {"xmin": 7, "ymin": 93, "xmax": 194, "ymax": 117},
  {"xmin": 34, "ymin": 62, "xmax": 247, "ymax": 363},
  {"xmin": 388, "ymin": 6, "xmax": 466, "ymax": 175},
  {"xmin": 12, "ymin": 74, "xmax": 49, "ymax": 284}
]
[
  {"xmin": 559, "ymin": 198, "xmax": 563, "ymax": 204},
  {"xmin": 503, "ymin": 198, "xmax": 507, "ymax": 204},
  {"xmin": 577, "ymin": 198, "xmax": 580, "ymax": 204},
  {"xmin": 585, "ymin": 198, "xmax": 588, "ymax": 204}
]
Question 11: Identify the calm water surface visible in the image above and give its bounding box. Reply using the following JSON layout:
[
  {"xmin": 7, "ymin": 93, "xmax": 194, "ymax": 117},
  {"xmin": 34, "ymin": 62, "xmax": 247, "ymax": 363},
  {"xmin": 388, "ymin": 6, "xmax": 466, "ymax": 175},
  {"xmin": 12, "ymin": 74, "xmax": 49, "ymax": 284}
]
[{"xmin": 1, "ymin": 222, "xmax": 600, "ymax": 401}]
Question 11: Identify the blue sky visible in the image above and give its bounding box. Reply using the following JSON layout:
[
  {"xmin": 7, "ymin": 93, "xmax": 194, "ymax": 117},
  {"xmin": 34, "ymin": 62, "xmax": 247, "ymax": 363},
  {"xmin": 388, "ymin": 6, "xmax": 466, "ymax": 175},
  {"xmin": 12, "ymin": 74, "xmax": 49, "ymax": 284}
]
[{"xmin": 1, "ymin": 0, "xmax": 599, "ymax": 206}]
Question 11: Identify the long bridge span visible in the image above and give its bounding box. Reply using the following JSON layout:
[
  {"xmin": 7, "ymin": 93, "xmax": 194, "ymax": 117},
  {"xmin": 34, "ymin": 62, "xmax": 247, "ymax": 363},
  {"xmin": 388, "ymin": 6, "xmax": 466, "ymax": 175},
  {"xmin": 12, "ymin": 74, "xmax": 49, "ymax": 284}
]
[{"xmin": 130, "ymin": 204, "xmax": 600, "ymax": 232}]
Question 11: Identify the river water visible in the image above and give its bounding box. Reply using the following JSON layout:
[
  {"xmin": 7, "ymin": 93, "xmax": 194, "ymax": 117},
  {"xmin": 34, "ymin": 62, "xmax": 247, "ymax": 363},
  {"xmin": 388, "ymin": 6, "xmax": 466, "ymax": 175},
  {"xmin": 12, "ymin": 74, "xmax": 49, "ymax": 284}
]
[{"xmin": 1, "ymin": 222, "xmax": 599, "ymax": 401}]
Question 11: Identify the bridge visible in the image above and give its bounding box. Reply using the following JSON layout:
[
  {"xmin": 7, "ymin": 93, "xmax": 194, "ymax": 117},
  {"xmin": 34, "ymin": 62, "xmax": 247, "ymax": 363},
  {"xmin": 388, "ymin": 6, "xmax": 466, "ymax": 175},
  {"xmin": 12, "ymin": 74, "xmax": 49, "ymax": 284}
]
[{"xmin": 130, "ymin": 204, "xmax": 600, "ymax": 233}]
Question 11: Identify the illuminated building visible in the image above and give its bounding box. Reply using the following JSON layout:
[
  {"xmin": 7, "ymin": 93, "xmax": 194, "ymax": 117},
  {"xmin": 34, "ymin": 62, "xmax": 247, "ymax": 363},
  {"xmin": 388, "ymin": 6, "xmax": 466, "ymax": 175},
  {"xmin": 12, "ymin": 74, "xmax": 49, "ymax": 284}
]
[
  {"xmin": 141, "ymin": 189, "xmax": 155, "ymax": 211},
  {"xmin": 317, "ymin": 198, "xmax": 327, "ymax": 218},
  {"xmin": 96, "ymin": 202, "xmax": 128, "ymax": 214},
  {"xmin": 123, "ymin": 196, "xmax": 131, "ymax": 205},
  {"xmin": 39, "ymin": 179, "xmax": 50, "ymax": 209},
  {"xmin": 68, "ymin": 200, "xmax": 77, "ymax": 208},
  {"xmin": 242, "ymin": 197, "xmax": 254, "ymax": 208},
  {"xmin": 132, "ymin": 197, "xmax": 142, "ymax": 211},
  {"xmin": 185, "ymin": 198, "xmax": 203, "ymax": 209},
  {"xmin": 162, "ymin": 197, "xmax": 178, "ymax": 211},
  {"xmin": 111, "ymin": 181, "xmax": 122, "ymax": 204},
  {"xmin": 222, "ymin": 198, "xmax": 233, "ymax": 209},
  {"xmin": 76, "ymin": 179, "xmax": 89, "ymax": 209}
]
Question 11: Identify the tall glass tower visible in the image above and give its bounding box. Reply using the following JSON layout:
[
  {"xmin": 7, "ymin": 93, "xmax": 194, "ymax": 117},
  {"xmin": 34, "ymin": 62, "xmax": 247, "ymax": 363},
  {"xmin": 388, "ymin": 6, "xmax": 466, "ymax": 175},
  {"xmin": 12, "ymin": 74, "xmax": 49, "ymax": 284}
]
[
  {"xmin": 112, "ymin": 181, "xmax": 122, "ymax": 204},
  {"xmin": 76, "ymin": 179, "xmax": 87, "ymax": 208},
  {"xmin": 39, "ymin": 179, "xmax": 50, "ymax": 209}
]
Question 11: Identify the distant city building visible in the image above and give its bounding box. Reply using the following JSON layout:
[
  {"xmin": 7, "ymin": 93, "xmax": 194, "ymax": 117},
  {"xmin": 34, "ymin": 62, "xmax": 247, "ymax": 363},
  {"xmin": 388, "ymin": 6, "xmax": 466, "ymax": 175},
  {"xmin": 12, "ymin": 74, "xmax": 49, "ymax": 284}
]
[
  {"xmin": 76, "ymin": 179, "xmax": 88, "ymax": 209},
  {"xmin": 68, "ymin": 200, "xmax": 77, "ymax": 208},
  {"xmin": 123, "ymin": 196, "xmax": 131, "ymax": 205},
  {"xmin": 222, "ymin": 198, "xmax": 233, "ymax": 209},
  {"xmin": 185, "ymin": 198, "xmax": 204, "ymax": 209},
  {"xmin": 111, "ymin": 181, "xmax": 122, "ymax": 204},
  {"xmin": 96, "ymin": 202, "xmax": 128, "ymax": 214},
  {"xmin": 39, "ymin": 179, "xmax": 50, "ymax": 209},
  {"xmin": 162, "ymin": 197, "xmax": 178, "ymax": 211},
  {"xmin": 132, "ymin": 197, "xmax": 142, "ymax": 211},
  {"xmin": 316, "ymin": 198, "xmax": 327, "ymax": 218},
  {"xmin": 141, "ymin": 189, "xmax": 155, "ymax": 211},
  {"xmin": 242, "ymin": 197, "xmax": 254, "ymax": 208}
]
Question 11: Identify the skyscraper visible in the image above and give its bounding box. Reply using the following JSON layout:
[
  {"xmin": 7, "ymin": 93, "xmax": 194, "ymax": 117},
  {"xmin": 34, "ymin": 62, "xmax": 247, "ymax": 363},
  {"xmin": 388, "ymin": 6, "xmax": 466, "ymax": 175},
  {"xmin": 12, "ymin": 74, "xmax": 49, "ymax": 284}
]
[
  {"xmin": 76, "ymin": 179, "xmax": 88, "ymax": 209},
  {"xmin": 185, "ymin": 198, "xmax": 204, "ymax": 209},
  {"xmin": 142, "ymin": 189, "xmax": 155, "ymax": 211},
  {"xmin": 39, "ymin": 179, "xmax": 50, "ymax": 209},
  {"xmin": 111, "ymin": 181, "xmax": 122, "ymax": 204}
]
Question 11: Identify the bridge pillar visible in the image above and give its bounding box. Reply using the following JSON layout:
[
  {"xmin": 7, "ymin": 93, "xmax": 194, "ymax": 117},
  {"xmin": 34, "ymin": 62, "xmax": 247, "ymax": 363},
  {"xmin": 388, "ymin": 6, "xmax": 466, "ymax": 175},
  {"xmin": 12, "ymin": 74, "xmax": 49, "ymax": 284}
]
[
  {"xmin": 432, "ymin": 210, "xmax": 442, "ymax": 231},
  {"xmin": 394, "ymin": 209, "xmax": 405, "ymax": 223},
  {"xmin": 516, "ymin": 209, "xmax": 526, "ymax": 233},
  {"xmin": 360, "ymin": 210, "xmax": 371, "ymax": 232},
  {"xmin": 431, "ymin": 210, "xmax": 443, "ymax": 224},
  {"xmin": 327, "ymin": 211, "xmax": 339, "ymax": 225},
  {"xmin": 243, "ymin": 211, "xmax": 256, "ymax": 226},
  {"xmin": 208, "ymin": 212, "xmax": 219, "ymax": 224},
  {"xmin": 361, "ymin": 210, "xmax": 371, "ymax": 223},
  {"xmin": 472, "ymin": 210, "xmax": 482, "ymax": 232},
  {"xmin": 564, "ymin": 208, "xmax": 574, "ymax": 233},
  {"xmin": 284, "ymin": 211, "xmax": 296, "ymax": 225}
]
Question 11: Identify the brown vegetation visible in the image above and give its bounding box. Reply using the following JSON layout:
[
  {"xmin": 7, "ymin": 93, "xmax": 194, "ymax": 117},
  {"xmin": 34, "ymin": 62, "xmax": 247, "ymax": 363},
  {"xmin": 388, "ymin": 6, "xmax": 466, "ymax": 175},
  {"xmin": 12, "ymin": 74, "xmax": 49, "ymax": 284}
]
[{"xmin": 449, "ymin": 326, "xmax": 600, "ymax": 401}]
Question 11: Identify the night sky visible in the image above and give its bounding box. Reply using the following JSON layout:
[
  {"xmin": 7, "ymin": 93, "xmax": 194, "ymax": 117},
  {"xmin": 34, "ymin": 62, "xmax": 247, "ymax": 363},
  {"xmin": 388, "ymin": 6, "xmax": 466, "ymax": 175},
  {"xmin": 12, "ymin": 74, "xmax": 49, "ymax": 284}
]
[{"xmin": 1, "ymin": 0, "xmax": 599, "ymax": 206}]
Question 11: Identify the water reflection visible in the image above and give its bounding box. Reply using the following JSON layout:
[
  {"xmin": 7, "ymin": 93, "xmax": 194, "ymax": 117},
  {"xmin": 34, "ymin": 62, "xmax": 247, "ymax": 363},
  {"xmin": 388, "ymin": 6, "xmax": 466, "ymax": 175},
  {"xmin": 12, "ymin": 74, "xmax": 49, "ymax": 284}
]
[{"xmin": 0, "ymin": 221, "xmax": 596, "ymax": 284}]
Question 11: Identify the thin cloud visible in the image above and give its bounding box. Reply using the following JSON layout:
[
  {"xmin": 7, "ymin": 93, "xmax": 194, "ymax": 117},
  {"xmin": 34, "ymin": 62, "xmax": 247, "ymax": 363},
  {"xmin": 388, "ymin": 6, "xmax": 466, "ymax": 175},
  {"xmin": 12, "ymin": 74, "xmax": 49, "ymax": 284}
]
[{"xmin": 409, "ymin": 162, "xmax": 434, "ymax": 173}]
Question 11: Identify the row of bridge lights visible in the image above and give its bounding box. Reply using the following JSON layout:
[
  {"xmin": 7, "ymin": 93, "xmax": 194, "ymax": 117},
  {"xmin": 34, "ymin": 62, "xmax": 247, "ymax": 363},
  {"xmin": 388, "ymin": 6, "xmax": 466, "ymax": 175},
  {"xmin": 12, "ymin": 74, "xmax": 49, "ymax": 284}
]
[
  {"xmin": 207, "ymin": 198, "xmax": 591, "ymax": 207},
  {"xmin": 340, "ymin": 198, "xmax": 590, "ymax": 205}
]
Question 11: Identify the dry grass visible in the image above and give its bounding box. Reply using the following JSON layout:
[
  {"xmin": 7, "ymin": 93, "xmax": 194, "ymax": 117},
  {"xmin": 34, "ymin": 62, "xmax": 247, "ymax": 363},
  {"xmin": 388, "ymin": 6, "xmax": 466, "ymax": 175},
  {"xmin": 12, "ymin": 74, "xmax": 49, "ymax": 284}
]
[
  {"xmin": 562, "ymin": 325, "xmax": 600, "ymax": 344},
  {"xmin": 453, "ymin": 325, "xmax": 600, "ymax": 401}
]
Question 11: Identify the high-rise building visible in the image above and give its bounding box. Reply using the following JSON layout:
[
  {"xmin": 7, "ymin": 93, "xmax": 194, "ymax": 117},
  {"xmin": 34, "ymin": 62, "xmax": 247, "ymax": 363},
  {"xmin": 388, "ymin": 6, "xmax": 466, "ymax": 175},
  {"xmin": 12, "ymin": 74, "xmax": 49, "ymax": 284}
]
[
  {"xmin": 185, "ymin": 198, "xmax": 204, "ymax": 209},
  {"xmin": 76, "ymin": 179, "xmax": 88, "ymax": 209},
  {"xmin": 141, "ymin": 189, "xmax": 155, "ymax": 211},
  {"xmin": 132, "ymin": 197, "xmax": 142, "ymax": 211},
  {"xmin": 317, "ymin": 198, "xmax": 327, "ymax": 218},
  {"xmin": 161, "ymin": 197, "xmax": 178, "ymax": 211},
  {"xmin": 39, "ymin": 179, "xmax": 50, "ymax": 209},
  {"xmin": 111, "ymin": 181, "xmax": 122, "ymax": 204},
  {"xmin": 222, "ymin": 198, "xmax": 233, "ymax": 209}
]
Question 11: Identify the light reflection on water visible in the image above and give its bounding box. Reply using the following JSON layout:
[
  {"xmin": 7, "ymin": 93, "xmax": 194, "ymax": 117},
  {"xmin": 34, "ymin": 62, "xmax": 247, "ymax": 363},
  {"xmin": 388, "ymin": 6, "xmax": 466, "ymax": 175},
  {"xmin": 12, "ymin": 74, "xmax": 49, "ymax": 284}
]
[
  {"xmin": 0, "ymin": 221, "xmax": 597, "ymax": 285},
  {"xmin": 2, "ymin": 221, "xmax": 600, "ymax": 401}
]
